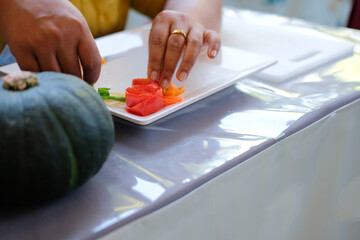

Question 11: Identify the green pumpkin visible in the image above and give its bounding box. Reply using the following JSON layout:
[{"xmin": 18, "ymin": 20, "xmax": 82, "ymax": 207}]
[{"xmin": 0, "ymin": 71, "xmax": 114, "ymax": 205}]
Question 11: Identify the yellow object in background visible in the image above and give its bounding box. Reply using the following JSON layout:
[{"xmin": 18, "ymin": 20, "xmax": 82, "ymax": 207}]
[{"xmin": 70, "ymin": 0, "xmax": 166, "ymax": 38}]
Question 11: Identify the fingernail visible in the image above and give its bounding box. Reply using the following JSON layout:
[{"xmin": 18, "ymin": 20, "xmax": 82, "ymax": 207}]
[
  {"xmin": 179, "ymin": 71, "xmax": 187, "ymax": 81},
  {"xmin": 150, "ymin": 71, "xmax": 157, "ymax": 80},
  {"xmin": 161, "ymin": 78, "xmax": 169, "ymax": 88},
  {"xmin": 211, "ymin": 50, "xmax": 217, "ymax": 57}
]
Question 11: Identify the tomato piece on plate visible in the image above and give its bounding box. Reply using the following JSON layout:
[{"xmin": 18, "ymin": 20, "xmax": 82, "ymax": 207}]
[
  {"xmin": 125, "ymin": 79, "xmax": 185, "ymax": 116},
  {"xmin": 125, "ymin": 79, "xmax": 165, "ymax": 116},
  {"xmin": 132, "ymin": 78, "xmax": 153, "ymax": 86},
  {"xmin": 126, "ymin": 94, "xmax": 165, "ymax": 116}
]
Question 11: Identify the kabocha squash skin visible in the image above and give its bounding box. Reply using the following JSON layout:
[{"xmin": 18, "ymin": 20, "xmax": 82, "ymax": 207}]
[{"xmin": 0, "ymin": 72, "xmax": 114, "ymax": 205}]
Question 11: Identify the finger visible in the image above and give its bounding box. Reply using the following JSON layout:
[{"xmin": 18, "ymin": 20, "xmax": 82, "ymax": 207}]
[
  {"xmin": 13, "ymin": 50, "xmax": 40, "ymax": 73},
  {"xmin": 204, "ymin": 30, "xmax": 221, "ymax": 59},
  {"xmin": 147, "ymin": 21, "xmax": 171, "ymax": 82},
  {"xmin": 35, "ymin": 50, "xmax": 61, "ymax": 73},
  {"xmin": 159, "ymin": 29, "xmax": 187, "ymax": 88},
  {"xmin": 57, "ymin": 47, "xmax": 82, "ymax": 79},
  {"xmin": 78, "ymin": 34, "xmax": 101, "ymax": 85},
  {"xmin": 176, "ymin": 28, "xmax": 203, "ymax": 82}
]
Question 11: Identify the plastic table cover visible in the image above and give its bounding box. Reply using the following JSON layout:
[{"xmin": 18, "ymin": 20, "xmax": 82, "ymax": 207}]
[{"xmin": 1, "ymin": 7, "xmax": 360, "ymax": 240}]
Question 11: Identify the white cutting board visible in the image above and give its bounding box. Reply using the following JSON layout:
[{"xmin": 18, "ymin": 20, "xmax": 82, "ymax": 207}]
[{"xmin": 221, "ymin": 16, "xmax": 354, "ymax": 83}]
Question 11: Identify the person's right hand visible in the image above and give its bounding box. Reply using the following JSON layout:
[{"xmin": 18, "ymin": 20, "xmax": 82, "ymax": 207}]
[{"xmin": 0, "ymin": 0, "xmax": 101, "ymax": 85}]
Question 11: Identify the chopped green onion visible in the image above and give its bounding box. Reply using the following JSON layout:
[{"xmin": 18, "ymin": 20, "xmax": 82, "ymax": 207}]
[
  {"xmin": 98, "ymin": 87, "xmax": 125, "ymax": 102},
  {"xmin": 106, "ymin": 95, "xmax": 126, "ymax": 101},
  {"xmin": 98, "ymin": 87, "xmax": 111, "ymax": 97}
]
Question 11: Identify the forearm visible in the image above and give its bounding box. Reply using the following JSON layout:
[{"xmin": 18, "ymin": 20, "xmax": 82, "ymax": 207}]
[{"xmin": 163, "ymin": 0, "xmax": 222, "ymax": 31}]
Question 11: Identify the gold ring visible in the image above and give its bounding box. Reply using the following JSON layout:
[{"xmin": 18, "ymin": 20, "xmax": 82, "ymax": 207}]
[{"xmin": 170, "ymin": 29, "xmax": 187, "ymax": 39}]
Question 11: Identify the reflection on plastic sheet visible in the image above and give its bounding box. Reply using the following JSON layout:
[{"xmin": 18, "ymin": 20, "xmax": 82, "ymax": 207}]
[
  {"xmin": 93, "ymin": 218, "xmax": 120, "ymax": 233},
  {"xmin": 179, "ymin": 136, "xmax": 270, "ymax": 178},
  {"xmin": 132, "ymin": 177, "xmax": 166, "ymax": 202},
  {"xmin": 112, "ymin": 151, "xmax": 175, "ymax": 188},
  {"xmin": 237, "ymin": 56, "xmax": 360, "ymax": 117},
  {"xmin": 237, "ymin": 79, "xmax": 300, "ymax": 102},
  {"xmin": 92, "ymin": 191, "xmax": 145, "ymax": 233},
  {"xmin": 220, "ymin": 110, "xmax": 304, "ymax": 139},
  {"xmin": 114, "ymin": 196, "xmax": 144, "ymax": 212},
  {"xmin": 320, "ymin": 54, "xmax": 360, "ymax": 83}
]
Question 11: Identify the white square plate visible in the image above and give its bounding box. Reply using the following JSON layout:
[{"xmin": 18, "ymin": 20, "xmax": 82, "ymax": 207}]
[{"xmin": 94, "ymin": 44, "xmax": 276, "ymax": 125}]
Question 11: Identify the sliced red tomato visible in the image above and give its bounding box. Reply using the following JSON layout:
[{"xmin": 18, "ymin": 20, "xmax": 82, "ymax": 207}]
[
  {"xmin": 125, "ymin": 78, "xmax": 185, "ymax": 116},
  {"xmin": 132, "ymin": 78, "xmax": 153, "ymax": 85},
  {"xmin": 126, "ymin": 94, "xmax": 165, "ymax": 116},
  {"xmin": 125, "ymin": 79, "xmax": 165, "ymax": 116}
]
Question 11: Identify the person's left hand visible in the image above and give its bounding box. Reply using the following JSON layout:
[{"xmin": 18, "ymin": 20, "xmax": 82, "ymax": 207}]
[{"xmin": 147, "ymin": 10, "xmax": 221, "ymax": 89}]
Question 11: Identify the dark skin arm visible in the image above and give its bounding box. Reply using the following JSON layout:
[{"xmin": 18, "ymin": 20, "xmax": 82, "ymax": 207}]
[{"xmin": 0, "ymin": 0, "xmax": 101, "ymax": 85}]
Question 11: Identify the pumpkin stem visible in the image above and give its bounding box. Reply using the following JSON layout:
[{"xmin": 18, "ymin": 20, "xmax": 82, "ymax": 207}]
[{"xmin": 3, "ymin": 71, "xmax": 38, "ymax": 91}]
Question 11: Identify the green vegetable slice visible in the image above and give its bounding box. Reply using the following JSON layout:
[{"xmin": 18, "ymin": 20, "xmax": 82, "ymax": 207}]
[{"xmin": 98, "ymin": 88, "xmax": 125, "ymax": 102}]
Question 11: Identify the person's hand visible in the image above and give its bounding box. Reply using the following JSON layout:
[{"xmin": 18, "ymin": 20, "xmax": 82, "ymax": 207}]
[
  {"xmin": 0, "ymin": 0, "xmax": 101, "ymax": 85},
  {"xmin": 147, "ymin": 10, "xmax": 221, "ymax": 88}
]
